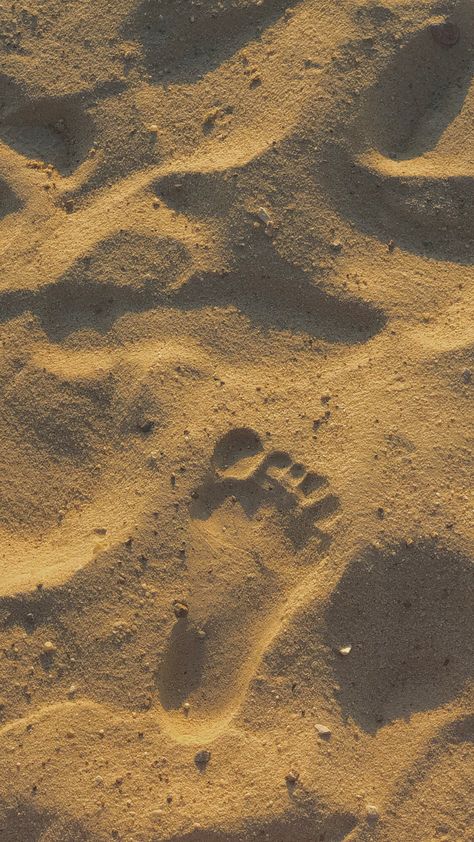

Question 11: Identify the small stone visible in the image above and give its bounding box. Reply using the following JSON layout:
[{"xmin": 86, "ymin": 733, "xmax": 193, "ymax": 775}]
[
  {"xmin": 462, "ymin": 369, "xmax": 472, "ymax": 384},
  {"xmin": 256, "ymin": 207, "xmax": 271, "ymax": 225},
  {"xmin": 147, "ymin": 124, "xmax": 159, "ymax": 133},
  {"xmin": 173, "ymin": 600, "xmax": 189, "ymax": 618},
  {"xmin": 367, "ymin": 805, "xmax": 379, "ymax": 822},
  {"xmin": 150, "ymin": 809, "xmax": 163, "ymax": 822},
  {"xmin": 64, "ymin": 199, "xmax": 74, "ymax": 214},
  {"xmin": 183, "ymin": 702, "xmax": 190, "ymax": 714},
  {"xmin": 285, "ymin": 770, "xmax": 299, "ymax": 785},
  {"xmin": 255, "ymin": 206, "xmax": 274, "ymax": 236},
  {"xmin": 67, "ymin": 684, "xmax": 78, "ymax": 698},
  {"xmin": 315, "ymin": 723, "xmax": 332, "ymax": 739},
  {"xmin": 138, "ymin": 419, "xmax": 154, "ymax": 434},
  {"xmin": 194, "ymin": 749, "xmax": 211, "ymax": 766},
  {"xmin": 339, "ymin": 645, "xmax": 352, "ymax": 656},
  {"xmin": 42, "ymin": 641, "xmax": 56, "ymax": 654}
]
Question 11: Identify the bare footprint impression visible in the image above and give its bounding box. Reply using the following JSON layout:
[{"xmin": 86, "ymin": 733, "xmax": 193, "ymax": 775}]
[
  {"xmin": 156, "ymin": 427, "xmax": 341, "ymax": 725},
  {"xmin": 319, "ymin": 0, "xmax": 473, "ymax": 262}
]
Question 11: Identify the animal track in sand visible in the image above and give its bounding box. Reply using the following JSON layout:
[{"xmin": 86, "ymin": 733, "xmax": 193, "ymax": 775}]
[{"xmin": 156, "ymin": 427, "xmax": 340, "ymax": 715}]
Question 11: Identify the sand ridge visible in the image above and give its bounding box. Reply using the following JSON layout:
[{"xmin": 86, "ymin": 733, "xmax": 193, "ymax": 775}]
[{"xmin": 0, "ymin": 0, "xmax": 472, "ymax": 840}]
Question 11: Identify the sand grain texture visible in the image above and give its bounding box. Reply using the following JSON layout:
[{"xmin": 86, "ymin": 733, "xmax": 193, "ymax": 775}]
[{"xmin": 0, "ymin": 0, "xmax": 472, "ymax": 840}]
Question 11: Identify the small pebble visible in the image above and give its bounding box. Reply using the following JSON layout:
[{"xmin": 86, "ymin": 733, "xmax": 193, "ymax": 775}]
[
  {"xmin": 315, "ymin": 723, "xmax": 332, "ymax": 739},
  {"xmin": 255, "ymin": 206, "xmax": 274, "ymax": 236},
  {"xmin": 43, "ymin": 641, "xmax": 56, "ymax": 654},
  {"xmin": 339, "ymin": 645, "xmax": 352, "ymax": 655},
  {"xmin": 173, "ymin": 600, "xmax": 189, "ymax": 618},
  {"xmin": 194, "ymin": 749, "xmax": 211, "ymax": 766},
  {"xmin": 285, "ymin": 770, "xmax": 299, "ymax": 785},
  {"xmin": 367, "ymin": 805, "xmax": 379, "ymax": 822},
  {"xmin": 138, "ymin": 419, "xmax": 154, "ymax": 434}
]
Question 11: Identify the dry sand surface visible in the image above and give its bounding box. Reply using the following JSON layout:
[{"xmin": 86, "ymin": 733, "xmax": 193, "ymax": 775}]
[{"xmin": 0, "ymin": 0, "xmax": 472, "ymax": 840}]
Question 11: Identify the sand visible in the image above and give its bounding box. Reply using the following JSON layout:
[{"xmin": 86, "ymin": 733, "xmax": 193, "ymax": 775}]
[{"xmin": 0, "ymin": 0, "xmax": 472, "ymax": 840}]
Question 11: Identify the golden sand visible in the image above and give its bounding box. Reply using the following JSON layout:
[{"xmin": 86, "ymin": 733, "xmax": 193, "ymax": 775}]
[{"xmin": 0, "ymin": 0, "xmax": 472, "ymax": 840}]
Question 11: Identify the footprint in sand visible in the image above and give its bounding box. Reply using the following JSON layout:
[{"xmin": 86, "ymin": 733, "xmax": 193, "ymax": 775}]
[
  {"xmin": 330, "ymin": 0, "xmax": 474, "ymax": 260},
  {"xmin": 199, "ymin": 425, "xmax": 340, "ymax": 550},
  {"xmin": 156, "ymin": 427, "xmax": 340, "ymax": 717}
]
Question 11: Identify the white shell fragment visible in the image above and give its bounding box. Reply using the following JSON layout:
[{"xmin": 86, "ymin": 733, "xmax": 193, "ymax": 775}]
[{"xmin": 255, "ymin": 206, "xmax": 275, "ymax": 236}]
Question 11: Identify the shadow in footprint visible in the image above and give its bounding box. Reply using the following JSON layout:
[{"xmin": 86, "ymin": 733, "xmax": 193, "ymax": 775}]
[
  {"xmin": 0, "ymin": 803, "xmax": 49, "ymax": 842},
  {"xmin": 0, "ymin": 74, "xmax": 96, "ymax": 176},
  {"xmin": 155, "ymin": 617, "xmax": 206, "ymax": 710},
  {"xmin": 0, "ymin": 217, "xmax": 384, "ymax": 347},
  {"xmin": 213, "ymin": 426, "xmax": 264, "ymax": 476},
  {"xmin": 0, "ymin": 802, "xmax": 92, "ymax": 842},
  {"xmin": 325, "ymin": 540, "xmax": 473, "ymax": 732},
  {"xmin": 0, "ymin": 231, "xmax": 192, "ymax": 340},
  {"xmin": 0, "ymin": 177, "xmax": 22, "ymax": 220},
  {"xmin": 175, "ymin": 242, "xmax": 386, "ymax": 345},
  {"xmin": 175, "ymin": 807, "xmax": 357, "ymax": 842},
  {"xmin": 125, "ymin": 0, "xmax": 300, "ymax": 85}
]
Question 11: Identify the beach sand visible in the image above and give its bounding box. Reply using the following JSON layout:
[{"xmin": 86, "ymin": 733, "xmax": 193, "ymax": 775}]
[{"xmin": 0, "ymin": 0, "xmax": 472, "ymax": 840}]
